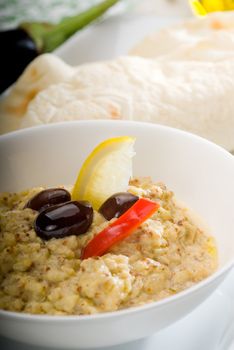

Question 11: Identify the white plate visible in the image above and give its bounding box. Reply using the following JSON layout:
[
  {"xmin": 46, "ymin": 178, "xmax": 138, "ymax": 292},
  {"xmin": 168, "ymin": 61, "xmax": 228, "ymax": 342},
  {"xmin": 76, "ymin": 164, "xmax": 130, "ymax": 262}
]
[
  {"xmin": 55, "ymin": 14, "xmax": 181, "ymax": 65},
  {"xmin": 1, "ymin": 14, "xmax": 234, "ymax": 350}
]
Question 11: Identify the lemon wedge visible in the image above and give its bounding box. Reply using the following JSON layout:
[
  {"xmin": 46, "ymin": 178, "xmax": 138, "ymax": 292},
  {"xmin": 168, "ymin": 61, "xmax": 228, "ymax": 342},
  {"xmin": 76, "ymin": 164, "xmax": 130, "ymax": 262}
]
[{"xmin": 71, "ymin": 136, "xmax": 135, "ymax": 210}]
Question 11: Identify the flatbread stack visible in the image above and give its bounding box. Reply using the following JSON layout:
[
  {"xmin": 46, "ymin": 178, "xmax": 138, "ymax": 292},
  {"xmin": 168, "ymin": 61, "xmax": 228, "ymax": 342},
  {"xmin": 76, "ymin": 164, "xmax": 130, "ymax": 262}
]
[
  {"xmin": 0, "ymin": 11, "xmax": 234, "ymax": 151},
  {"xmin": 130, "ymin": 10, "xmax": 234, "ymax": 62}
]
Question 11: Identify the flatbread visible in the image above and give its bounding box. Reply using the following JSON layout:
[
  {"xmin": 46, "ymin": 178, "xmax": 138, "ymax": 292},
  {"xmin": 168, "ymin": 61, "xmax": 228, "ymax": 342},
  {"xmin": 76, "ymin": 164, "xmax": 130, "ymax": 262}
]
[
  {"xmin": 20, "ymin": 56, "xmax": 234, "ymax": 151},
  {"xmin": 1, "ymin": 12, "xmax": 234, "ymax": 151},
  {"xmin": 0, "ymin": 54, "xmax": 74, "ymax": 134},
  {"xmin": 130, "ymin": 11, "xmax": 234, "ymax": 61}
]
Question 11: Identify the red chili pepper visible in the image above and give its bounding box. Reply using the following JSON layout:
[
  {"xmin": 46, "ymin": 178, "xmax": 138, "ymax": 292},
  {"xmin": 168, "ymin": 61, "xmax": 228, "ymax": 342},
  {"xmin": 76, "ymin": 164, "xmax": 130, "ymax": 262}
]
[{"xmin": 81, "ymin": 198, "xmax": 159, "ymax": 259}]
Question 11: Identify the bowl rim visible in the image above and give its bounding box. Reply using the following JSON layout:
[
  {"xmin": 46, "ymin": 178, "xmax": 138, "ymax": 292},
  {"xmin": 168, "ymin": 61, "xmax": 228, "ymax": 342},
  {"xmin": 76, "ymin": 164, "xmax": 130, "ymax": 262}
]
[
  {"xmin": 0, "ymin": 120, "xmax": 234, "ymax": 321},
  {"xmin": 0, "ymin": 119, "xmax": 234, "ymax": 160}
]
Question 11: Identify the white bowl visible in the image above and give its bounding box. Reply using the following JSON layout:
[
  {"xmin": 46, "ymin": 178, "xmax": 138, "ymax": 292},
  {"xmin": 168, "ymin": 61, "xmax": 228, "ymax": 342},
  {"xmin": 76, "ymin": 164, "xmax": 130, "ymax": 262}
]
[{"xmin": 0, "ymin": 120, "xmax": 234, "ymax": 349}]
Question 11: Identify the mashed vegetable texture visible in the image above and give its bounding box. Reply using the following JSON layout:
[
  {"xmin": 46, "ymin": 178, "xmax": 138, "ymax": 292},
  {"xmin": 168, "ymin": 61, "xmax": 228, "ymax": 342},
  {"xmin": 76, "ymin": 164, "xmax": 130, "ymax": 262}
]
[{"xmin": 0, "ymin": 178, "xmax": 217, "ymax": 315}]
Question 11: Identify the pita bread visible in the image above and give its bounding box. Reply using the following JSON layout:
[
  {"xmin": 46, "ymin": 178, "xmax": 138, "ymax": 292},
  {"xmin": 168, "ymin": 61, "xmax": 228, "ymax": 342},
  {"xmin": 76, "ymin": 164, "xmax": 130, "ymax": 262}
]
[
  {"xmin": 0, "ymin": 54, "xmax": 74, "ymax": 134},
  {"xmin": 19, "ymin": 56, "xmax": 234, "ymax": 151},
  {"xmin": 130, "ymin": 11, "xmax": 234, "ymax": 62},
  {"xmin": 1, "ymin": 12, "xmax": 234, "ymax": 151}
]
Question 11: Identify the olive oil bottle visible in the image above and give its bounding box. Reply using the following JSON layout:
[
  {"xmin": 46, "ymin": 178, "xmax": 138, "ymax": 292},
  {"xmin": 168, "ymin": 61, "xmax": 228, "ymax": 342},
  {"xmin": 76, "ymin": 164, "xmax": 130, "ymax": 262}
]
[{"xmin": 190, "ymin": 0, "xmax": 234, "ymax": 15}]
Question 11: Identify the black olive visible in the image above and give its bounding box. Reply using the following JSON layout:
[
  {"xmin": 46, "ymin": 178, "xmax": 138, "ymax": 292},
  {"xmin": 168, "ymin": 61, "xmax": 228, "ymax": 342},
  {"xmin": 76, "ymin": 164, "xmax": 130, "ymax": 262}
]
[
  {"xmin": 25, "ymin": 188, "xmax": 71, "ymax": 212},
  {"xmin": 99, "ymin": 192, "xmax": 139, "ymax": 220},
  {"xmin": 34, "ymin": 201, "xmax": 93, "ymax": 240}
]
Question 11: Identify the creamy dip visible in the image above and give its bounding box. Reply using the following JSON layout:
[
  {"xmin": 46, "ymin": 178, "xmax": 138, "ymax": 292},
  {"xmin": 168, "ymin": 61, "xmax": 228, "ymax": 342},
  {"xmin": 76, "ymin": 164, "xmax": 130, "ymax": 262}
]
[{"xmin": 0, "ymin": 178, "xmax": 217, "ymax": 315}]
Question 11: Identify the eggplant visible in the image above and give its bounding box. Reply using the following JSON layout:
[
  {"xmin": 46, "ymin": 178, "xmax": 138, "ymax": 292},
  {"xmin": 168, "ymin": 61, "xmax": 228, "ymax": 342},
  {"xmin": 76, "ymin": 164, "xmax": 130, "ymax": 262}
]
[{"xmin": 0, "ymin": 0, "xmax": 119, "ymax": 94}]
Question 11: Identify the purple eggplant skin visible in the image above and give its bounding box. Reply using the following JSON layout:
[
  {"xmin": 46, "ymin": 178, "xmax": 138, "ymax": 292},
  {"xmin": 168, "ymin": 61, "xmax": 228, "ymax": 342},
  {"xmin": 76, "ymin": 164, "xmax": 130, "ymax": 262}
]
[
  {"xmin": 0, "ymin": 28, "xmax": 39, "ymax": 94},
  {"xmin": 0, "ymin": 0, "xmax": 120, "ymax": 94}
]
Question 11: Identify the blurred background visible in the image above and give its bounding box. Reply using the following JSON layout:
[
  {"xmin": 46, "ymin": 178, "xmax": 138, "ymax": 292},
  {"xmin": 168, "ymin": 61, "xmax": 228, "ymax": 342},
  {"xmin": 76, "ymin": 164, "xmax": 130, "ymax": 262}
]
[{"xmin": 0, "ymin": 0, "xmax": 191, "ymax": 30}]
